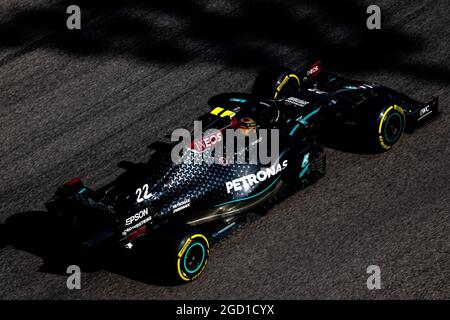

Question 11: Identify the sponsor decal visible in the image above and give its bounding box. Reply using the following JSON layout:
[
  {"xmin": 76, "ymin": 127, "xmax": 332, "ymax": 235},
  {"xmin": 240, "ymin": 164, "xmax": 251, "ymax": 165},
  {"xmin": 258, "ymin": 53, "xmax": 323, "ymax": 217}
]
[
  {"xmin": 307, "ymin": 65, "xmax": 319, "ymax": 76},
  {"xmin": 173, "ymin": 199, "xmax": 191, "ymax": 213},
  {"xmin": 285, "ymin": 97, "xmax": 309, "ymax": 107},
  {"xmin": 418, "ymin": 105, "xmax": 432, "ymax": 120},
  {"xmin": 306, "ymin": 61, "xmax": 321, "ymax": 77},
  {"xmin": 189, "ymin": 131, "xmax": 222, "ymax": 153},
  {"xmin": 125, "ymin": 208, "xmax": 149, "ymax": 226},
  {"xmin": 124, "ymin": 215, "xmax": 152, "ymax": 233},
  {"xmin": 171, "ymin": 121, "xmax": 280, "ymax": 166},
  {"xmin": 225, "ymin": 160, "xmax": 288, "ymax": 194}
]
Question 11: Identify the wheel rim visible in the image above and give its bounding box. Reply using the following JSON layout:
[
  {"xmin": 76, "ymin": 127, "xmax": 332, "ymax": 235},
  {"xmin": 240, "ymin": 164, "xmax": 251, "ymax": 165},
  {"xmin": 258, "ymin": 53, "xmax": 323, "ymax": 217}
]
[
  {"xmin": 384, "ymin": 113, "xmax": 403, "ymax": 143},
  {"xmin": 183, "ymin": 242, "xmax": 206, "ymax": 274}
]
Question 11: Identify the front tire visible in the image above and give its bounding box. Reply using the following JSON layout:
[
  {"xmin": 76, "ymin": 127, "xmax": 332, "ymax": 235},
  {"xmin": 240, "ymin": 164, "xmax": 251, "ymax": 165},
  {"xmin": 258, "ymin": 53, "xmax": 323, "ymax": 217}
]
[{"xmin": 364, "ymin": 104, "xmax": 406, "ymax": 152}]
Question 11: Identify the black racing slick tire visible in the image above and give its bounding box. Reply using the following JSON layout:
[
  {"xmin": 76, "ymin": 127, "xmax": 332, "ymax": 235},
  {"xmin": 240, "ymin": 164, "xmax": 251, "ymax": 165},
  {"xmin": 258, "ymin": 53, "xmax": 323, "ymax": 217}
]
[
  {"xmin": 155, "ymin": 223, "xmax": 210, "ymax": 283},
  {"xmin": 363, "ymin": 104, "xmax": 406, "ymax": 152},
  {"xmin": 252, "ymin": 66, "xmax": 301, "ymax": 99}
]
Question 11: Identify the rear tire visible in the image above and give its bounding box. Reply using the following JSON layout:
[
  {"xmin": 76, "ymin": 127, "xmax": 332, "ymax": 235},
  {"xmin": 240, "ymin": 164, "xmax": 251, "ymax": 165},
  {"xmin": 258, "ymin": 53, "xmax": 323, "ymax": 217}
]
[{"xmin": 252, "ymin": 66, "xmax": 300, "ymax": 99}]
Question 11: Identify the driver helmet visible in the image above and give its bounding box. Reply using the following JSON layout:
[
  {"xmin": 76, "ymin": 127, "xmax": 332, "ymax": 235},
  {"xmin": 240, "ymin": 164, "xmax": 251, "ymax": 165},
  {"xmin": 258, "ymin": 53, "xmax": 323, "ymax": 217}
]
[{"xmin": 238, "ymin": 117, "xmax": 257, "ymax": 135}]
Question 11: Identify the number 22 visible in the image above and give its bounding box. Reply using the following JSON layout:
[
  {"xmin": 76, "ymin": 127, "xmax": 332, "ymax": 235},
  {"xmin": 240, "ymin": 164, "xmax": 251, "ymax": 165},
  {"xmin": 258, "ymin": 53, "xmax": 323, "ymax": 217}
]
[{"xmin": 136, "ymin": 184, "xmax": 151, "ymax": 203}]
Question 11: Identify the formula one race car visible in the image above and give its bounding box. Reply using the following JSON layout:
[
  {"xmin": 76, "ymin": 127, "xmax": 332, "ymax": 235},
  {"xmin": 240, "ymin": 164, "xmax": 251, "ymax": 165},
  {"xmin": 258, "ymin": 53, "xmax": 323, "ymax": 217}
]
[{"xmin": 45, "ymin": 60, "xmax": 440, "ymax": 282}]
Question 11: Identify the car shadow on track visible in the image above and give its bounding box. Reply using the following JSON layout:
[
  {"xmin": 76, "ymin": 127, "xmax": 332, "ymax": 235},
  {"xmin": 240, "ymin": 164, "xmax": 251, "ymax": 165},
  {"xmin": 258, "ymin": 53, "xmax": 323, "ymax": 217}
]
[
  {"xmin": 317, "ymin": 126, "xmax": 379, "ymax": 154},
  {"xmin": 0, "ymin": 211, "xmax": 182, "ymax": 286},
  {"xmin": 0, "ymin": 0, "xmax": 449, "ymax": 84}
]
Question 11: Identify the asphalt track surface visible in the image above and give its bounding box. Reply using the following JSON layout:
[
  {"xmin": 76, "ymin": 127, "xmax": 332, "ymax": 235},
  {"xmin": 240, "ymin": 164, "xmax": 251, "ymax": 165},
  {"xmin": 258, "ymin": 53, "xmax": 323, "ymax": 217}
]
[{"xmin": 0, "ymin": 0, "xmax": 449, "ymax": 299}]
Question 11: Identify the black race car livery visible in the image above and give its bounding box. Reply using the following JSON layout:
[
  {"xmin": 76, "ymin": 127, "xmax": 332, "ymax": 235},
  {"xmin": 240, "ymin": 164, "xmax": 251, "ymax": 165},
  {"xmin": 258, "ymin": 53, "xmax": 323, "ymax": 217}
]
[{"xmin": 45, "ymin": 60, "xmax": 440, "ymax": 282}]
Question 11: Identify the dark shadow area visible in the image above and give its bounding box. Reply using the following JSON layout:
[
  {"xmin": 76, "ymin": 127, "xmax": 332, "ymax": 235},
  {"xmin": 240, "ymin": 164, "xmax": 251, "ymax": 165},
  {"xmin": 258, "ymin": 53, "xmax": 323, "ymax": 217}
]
[
  {"xmin": 0, "ymin": 211, "xmax": 79, "ymax": 275},
  {"xmin": 318, "ymin": 128, "xmax": 378, "ymax": 154},
  {"xmin": 0, "ymin": 130, "xmax": 189, "ymax": 286},
  {"xmin": 0, "ymin": 0, "xmax": 448, "ymax": 84},
  {"xmin": 0, "ymin": 210, "xmax": 181, "ymax": 286}
]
